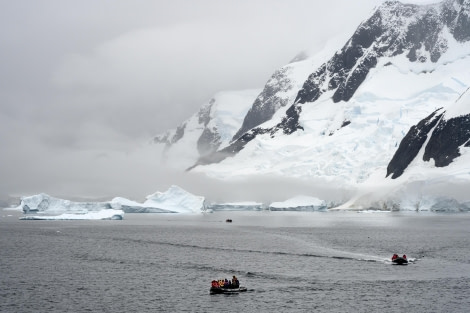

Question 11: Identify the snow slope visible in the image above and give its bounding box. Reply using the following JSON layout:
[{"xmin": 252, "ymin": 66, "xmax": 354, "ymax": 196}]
[{"xmin": 193, "ymin": 51, "xmax": 470, "ymax": 182}]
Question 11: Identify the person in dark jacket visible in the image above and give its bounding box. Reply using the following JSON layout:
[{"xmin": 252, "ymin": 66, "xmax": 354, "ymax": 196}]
[{"xmin": 232, "ymin": 275, "xmax": 239, "ymax": 288}]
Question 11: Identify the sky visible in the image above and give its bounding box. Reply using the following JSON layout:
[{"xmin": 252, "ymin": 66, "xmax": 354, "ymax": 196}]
[{"xmin": 0, "ymin": 0, "xmax": 439, "ymax": 202}]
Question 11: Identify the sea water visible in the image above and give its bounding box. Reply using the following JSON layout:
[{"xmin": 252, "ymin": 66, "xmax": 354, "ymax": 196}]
[{"xmin": 1, "ymin": 210, "xmax": 470, "ymax": 312}]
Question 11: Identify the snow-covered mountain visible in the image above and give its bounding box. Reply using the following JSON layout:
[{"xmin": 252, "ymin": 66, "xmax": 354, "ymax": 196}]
[
  {"xmin": 231, "ymin": 41, "xmax": 345, "ymax": 141},
  {"xmin": 156, "ymin": 0, "xmax": 470, "ymax": 208},
  {"xmin": 153, "ymin": 89, "xmax": 260, "ymax": 168}
]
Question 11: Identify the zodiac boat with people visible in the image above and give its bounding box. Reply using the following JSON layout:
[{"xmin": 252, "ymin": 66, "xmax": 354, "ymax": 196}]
[
  {"xmin": 391, "ymin": 254, "xmax": 408, "ymax": 265},
  {"xmin": 210, "ymin": 276, "xmax": 246, "ymax": 294},
  {"xmin": 210, "ymin": 286, "xmax": 247, "ymax": 295}
]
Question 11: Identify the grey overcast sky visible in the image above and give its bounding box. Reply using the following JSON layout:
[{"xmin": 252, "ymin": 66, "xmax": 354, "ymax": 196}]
[{"xmin": 0, "ymin": 0, "xmax": 436, "ymax": 202}]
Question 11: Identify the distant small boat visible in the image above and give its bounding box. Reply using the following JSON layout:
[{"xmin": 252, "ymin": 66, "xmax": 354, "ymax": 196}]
[
  {"xmin": 392, "ymin": 256, "xmax": 408, "ymax": 265},
  {"xmin": 226, "ymin": 219, "xmax": 232, "ymax": 223},
  {"xmin": 210, "ymin": 287, "xmax": 247, "ymax": 294}
]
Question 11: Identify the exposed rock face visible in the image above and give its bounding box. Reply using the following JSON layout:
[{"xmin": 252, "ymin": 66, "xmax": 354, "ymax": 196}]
[
  {"xmin": 187, "ymin": 105, "xmax": 305, "ymax": 169},
  {"xmin": 153, "ymin": 90, "xmax": 259, "ymax": 166},
  {"xmin": 232, "ymin": 67, "xmax": 294, "ymax": 141},
  {"xmin": 187, "ymin": 127, "xmax": 267, "ymax": 170},
  {"xmin": 386, "ymin": 109, "xmax": 444, "ymax": 179},
  {"xmin": 423, "ymin": 113, "xmax": 470, "ymax": 167},
  {"xmin": 196, "ymin": 100, "xmax": 222, "ymax": 156},
  {"xmin": 197, "ymin": 126, "xmax": 221, "ymax": 157},
  {"xmin": 387, "ymin": 109, "xmax": 470, "ymax": 178},
  {"xmin": 153, "ymin": 123, "xmax": 186, "ymax": 146},
  {"xmin": 153, "ymin": 100, "xmax": 221, "ymax": 157}
]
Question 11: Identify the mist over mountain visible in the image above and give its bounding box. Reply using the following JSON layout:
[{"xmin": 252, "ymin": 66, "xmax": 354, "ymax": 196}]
[{"xmin": 154, "ymin": 0, "xmax": 470, "ymax": 209}]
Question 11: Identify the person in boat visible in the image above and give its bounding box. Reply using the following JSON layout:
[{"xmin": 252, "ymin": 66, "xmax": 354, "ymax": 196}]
[
  {"xmin": 211, "ymin": 280, "xmax": 219, "ymax": 288},
  {"xmin": 391, "ymin": 254, "xmax": 398, "ymax": 261},
  {"xmin": 402, "ymin": 254, "xmax": 407, "ymax": 260},
  {"xmin": 232, "ymin": 275, "xmax": 239, "ymax": 288}
]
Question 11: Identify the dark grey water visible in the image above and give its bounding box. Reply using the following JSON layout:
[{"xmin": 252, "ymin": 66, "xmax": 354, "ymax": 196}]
[{"xmin": 1, "ymin": 210, "xmax": 470, "ymax": 313}]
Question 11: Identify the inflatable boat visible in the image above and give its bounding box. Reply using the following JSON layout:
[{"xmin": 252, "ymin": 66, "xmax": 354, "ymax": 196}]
[
  {"xmin": 210, "ymin": 287, "xmax": 247, "ymax": 295},
  {"xmin": 392, "ymin": 256, "xmax": 408, "ymax": 265}
]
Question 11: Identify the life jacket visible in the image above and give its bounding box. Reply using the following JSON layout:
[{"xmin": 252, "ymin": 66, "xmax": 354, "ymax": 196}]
[{"xmin": 403, "ymin": 254, "xmax": 407, "ymax": 259}]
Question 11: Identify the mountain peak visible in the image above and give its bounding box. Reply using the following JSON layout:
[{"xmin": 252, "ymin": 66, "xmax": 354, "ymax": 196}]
[{"xmin": 294, "ymin": 0, "xmax": 470, "ymax": 106}]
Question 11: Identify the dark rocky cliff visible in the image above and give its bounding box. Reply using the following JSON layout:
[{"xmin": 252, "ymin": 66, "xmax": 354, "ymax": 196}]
[
  {"xmin": 232, "ymin": 67, "xmax": 294, "ymax": 141},
  {"xmin": 387, "ymin": 108, "xmax": 470, "ymax": 179},
  {"xmin": 386, "ymin": 109, "xmax": 444, "ymax": 179}
]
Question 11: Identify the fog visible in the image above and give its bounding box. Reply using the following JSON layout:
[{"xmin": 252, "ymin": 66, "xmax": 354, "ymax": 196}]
[{"xmin": 0, "ymin": 0, "xmax": 437, "ymax": 202}]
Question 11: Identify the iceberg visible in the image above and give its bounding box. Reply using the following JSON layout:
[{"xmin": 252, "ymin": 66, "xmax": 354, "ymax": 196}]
[
  {"xmin": 206, "ymin": 201, "xmax": 264, "ymax": 211},
  {"xmin": 14, "ymin": 185, "xmax": 206, "ymax": 220},
  {"xmin": 110, "ymin": 197, "xmax": 173, "ymax": 213},
  {"xmin": 17, "ymin": 193, "xmax": 125, "ymax": 220},
  {"xmin": 19, "ymin": 209, "xmax": 124, "ymax": 220},
  {"xmin": 269, "ymin": 195, "xmax": 327, "ymax": 211},
  {"xmin": 140, "ymin": 185, "xmax": 205, "ymax": 214},
  {"xmin": 110, "ymin": 186, "xmax": 205, "ymax": 213}
]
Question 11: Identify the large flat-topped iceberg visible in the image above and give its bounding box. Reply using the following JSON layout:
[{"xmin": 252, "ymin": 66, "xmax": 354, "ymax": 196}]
[
  {"xmin": 206, "ymin": 201, "xmax": 264, "ymax": 211},
  {"xmin": 20, "ymin": 209, "xmax": 124, "ymax": 220},
  {"xmin": 269, "ymin": 195, "xmax": 327, "ymax": 211},
  {"xmin": 18, "ymin": 193, "xmax": 124, "ymax": 220}
]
